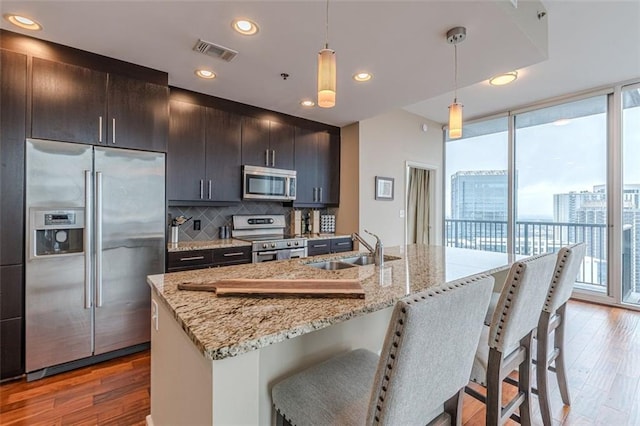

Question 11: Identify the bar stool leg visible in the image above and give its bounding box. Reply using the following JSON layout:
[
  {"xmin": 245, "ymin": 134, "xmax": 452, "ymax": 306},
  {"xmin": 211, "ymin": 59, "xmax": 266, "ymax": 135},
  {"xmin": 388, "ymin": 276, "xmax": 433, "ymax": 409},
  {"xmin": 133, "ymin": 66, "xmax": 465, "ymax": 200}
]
[
  {"xmin": 536, "ymin": 311, "xmax": 553, "ymax": 426},
  {"xmin": 486, "ymin": 349, "xmax": 503, "ymax": 426},
  {"xmin": 519, "ymin": 333, "xmax": 534, "ymax": 426},
  {"xmin": 554, "ymin": 303, "xmax": 571, "ymax": 406}
]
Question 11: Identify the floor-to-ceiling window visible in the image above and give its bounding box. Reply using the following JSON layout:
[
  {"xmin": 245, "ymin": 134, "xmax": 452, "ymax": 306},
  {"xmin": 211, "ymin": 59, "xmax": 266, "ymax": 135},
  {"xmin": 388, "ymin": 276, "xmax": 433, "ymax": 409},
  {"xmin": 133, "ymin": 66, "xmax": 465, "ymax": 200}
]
[
  {"xmin": 444, "ymin": 117, "xmax": 508, "ymax": 251},
  {"xmin": 514, "ymin": 96, "xmax": 609, "ymax": 293},
  {"xmin": 622, "ymin": 84, "xmax": 640, "ymax": 305},
  {"xmin": 444, "ymin": 83, "xmax": 640, "ymax": 307}
]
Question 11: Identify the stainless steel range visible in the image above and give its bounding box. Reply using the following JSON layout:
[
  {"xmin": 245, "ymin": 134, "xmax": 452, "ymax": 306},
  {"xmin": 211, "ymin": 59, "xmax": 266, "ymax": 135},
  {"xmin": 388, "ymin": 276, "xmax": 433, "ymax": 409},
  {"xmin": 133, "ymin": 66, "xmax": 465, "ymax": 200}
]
[{"xmin": 232, "ymin": 214, "xmax": 307, "ymax": 263}]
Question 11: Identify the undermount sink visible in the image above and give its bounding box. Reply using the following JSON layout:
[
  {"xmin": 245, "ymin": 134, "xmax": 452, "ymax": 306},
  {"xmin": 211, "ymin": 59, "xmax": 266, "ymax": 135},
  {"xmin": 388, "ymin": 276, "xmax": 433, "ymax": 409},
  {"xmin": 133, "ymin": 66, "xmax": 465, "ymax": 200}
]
[
  {"xmin": 340, "ymin": 255, "xmax": 376, "ymax": 266},
  {"xmin": 306, "ymin": 254, "xmax": 402, "ymax": 270},
  {"xmin": 306, "ymin": 260, "xmax": 357, "ymax": 270}
]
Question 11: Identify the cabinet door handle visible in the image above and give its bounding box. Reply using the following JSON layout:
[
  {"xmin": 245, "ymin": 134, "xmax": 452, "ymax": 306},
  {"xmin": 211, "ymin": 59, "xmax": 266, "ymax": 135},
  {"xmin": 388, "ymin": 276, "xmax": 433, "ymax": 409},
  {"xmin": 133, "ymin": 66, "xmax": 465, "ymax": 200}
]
[
  {"xmin": 180, "ymin": 256, "xmax": 205, "ymax": 261},
  {"xmin": 223, "ymin": 252, "xmax": 245, "ymax": 257},
  {"xmin": 319, "ymin": 187, "xmax": 323, "ymax": 202},
  {"xmin": 265, "ymin": 149, "xmax": 270, "ymax": 166},
  {"xmin": 313, "ymin": 187, "xmax": 317, "ymax": 202},
  {"xmin": 208, "ymin": 180, "xmax": 212, "ymax": 199},
  {"xmin": 271, "ymin": 150, "xmax": 275, "ymax": 167},
  {"xmin": 98, "ymin": 116, "xmax": 103, "ymax": 143},
  {"xmin": 199, "ymin": 179, "xmax": 204, "ymax": 199},
  {"xmin": 112, "ymin": 118, "xmax": 116, "ymax": 144}
]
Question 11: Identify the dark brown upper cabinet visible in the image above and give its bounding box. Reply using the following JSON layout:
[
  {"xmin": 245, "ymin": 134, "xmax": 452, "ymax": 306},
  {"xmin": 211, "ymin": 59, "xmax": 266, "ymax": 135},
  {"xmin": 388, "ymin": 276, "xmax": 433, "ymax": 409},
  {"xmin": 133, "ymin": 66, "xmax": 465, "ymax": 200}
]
[
  {"xmin": 241, "ymin": 117, "xmax": 294, "ymax": 170},
  {"xmin": 294, "ymin": 127, "xmax": 340, "ymax": 206},
  {"xmin": 167, "ymin": 100, "xmax": 206, "ymax": 201},
  {"xmin": 32, "ymin": 57, "xmax": 168, "ymax": 152},
  {"xmin": 205, "ymin": 107, "xmax": 242, "ymax": 202},
  {"xmin": 168, "ymin": 99, "xmax": 242, "ymax": 203}
]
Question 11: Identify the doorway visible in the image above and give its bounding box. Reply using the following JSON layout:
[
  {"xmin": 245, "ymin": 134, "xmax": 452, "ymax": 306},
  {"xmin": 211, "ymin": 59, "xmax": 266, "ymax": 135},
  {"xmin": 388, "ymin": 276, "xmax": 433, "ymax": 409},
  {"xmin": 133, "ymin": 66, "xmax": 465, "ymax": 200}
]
[{"xmin": 405, "ymin": 162, "xmax": 438, "ymax": 246}]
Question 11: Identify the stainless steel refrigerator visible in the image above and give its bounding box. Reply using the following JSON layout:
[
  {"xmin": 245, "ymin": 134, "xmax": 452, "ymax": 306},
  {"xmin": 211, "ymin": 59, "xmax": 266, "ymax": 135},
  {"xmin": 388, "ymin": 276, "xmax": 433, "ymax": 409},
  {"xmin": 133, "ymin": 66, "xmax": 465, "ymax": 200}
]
[{"xmin": 25, "ymin": 138, "xmax": 165, "ymax": 379}]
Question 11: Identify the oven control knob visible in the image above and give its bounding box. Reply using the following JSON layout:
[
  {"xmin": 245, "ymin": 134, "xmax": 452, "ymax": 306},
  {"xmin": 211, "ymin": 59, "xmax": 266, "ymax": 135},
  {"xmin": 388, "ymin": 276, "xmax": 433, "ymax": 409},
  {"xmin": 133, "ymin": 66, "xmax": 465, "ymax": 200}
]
[
  {"xmin": 287, "ymin": 242, "xmax": 292, "ymax": 247},
  {"xmin": 262, "ymin": 243, "xmax": 268, "ymax": 249},
  {"xmin": 271, "ymin": 243, "xmax": 276, "ymax": 248},
  {"xmin": 295, "ymin": 241, "xmax": 299, "ymax": 246}
]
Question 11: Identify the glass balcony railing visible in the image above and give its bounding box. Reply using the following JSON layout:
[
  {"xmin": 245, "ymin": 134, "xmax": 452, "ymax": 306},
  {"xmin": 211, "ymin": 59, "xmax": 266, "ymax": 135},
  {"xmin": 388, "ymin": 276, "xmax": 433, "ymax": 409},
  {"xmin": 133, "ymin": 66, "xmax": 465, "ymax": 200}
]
[{"xmin": 444, "ymin": 219, "xmax": 635, "ymax": 295}]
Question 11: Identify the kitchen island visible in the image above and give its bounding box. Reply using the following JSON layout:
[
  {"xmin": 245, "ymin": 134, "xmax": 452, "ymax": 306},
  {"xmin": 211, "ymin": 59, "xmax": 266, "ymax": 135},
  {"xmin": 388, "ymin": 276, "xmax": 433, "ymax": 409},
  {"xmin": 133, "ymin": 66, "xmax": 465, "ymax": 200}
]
[{"xmin": 146, "ymin": 245, "xmax": 519, "ymax": 426}]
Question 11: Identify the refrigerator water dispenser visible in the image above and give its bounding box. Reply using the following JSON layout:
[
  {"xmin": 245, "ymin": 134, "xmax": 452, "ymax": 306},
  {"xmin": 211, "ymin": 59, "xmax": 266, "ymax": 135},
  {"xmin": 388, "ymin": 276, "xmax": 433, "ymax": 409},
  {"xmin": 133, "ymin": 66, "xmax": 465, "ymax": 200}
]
[{"xmin": 30, "ymin": 208, "xmax": 85, "ymax": 257}]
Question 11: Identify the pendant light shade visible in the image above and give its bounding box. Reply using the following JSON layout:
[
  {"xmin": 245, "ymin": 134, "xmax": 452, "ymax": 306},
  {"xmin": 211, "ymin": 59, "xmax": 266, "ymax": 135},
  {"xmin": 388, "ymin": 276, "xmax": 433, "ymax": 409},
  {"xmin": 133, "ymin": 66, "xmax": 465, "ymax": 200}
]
[
  {"xmin": 448, "ymin": 102, "xmax": 463, "ymax": 139},
  {"xmin": 317, "ymin": 0, "xmax": 336, "ymax": 108},
  {"xmin": 318, "ymin": 47, "xmax": 336, "ymax": 108},
  {"xmin": 446, "ymin": 26, "xmax": 466, "ymax": 139}
]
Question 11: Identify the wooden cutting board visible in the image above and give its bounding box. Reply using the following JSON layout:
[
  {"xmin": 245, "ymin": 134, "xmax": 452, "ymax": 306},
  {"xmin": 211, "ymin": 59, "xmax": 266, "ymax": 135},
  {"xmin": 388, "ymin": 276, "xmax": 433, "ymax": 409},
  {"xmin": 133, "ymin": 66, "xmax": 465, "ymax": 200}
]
[{"xmin": 178, "ymin": 279, "xmax": 365, "ymax": 299}]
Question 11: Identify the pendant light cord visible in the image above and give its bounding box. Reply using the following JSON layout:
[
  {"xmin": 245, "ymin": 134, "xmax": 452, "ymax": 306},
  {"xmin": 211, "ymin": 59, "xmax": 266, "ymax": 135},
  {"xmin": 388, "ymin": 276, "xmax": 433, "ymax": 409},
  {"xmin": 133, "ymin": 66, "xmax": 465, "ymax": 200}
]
[
  {"xmin": 325, "ymin": 0, "xmax": 330, "ymax": 49},
  {"xmin": 454, "ymin": 43, "xmax": 458, "ymax": 103}
]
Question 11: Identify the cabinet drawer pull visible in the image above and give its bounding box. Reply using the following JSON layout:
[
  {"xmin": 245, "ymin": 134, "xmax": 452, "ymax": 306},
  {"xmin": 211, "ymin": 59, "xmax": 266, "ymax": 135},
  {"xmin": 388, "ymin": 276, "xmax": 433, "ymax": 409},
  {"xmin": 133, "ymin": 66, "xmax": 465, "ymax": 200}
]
[
  {"xmin": 336, "ymin": 242, "xmax": 350, "ymax": 246},
  {"xmin": 180, "ymin": 256, "xmax": 205, "ymax": 261},
  {"xmin": 312, "ymin": 243, "xmax": 328, "ymax": 248},
  {"xmin": 223, "ymin": 252, "xmax": 245, "ymax": 257}
]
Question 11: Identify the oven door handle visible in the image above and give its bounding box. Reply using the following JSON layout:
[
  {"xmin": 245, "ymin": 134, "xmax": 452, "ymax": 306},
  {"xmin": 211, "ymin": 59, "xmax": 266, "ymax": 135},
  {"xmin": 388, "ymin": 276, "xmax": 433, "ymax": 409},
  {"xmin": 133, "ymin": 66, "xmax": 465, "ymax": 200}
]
[{"xmin": 257, "ymin": 251, "xmax": 278, "ymax": 256}]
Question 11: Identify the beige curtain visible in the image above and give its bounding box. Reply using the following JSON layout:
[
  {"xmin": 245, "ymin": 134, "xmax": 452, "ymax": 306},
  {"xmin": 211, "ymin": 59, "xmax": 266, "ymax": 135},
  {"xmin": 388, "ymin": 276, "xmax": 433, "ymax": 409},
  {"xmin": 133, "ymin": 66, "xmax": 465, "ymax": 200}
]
[{"xmin": 407, "ymin": 168, "xmax": 430, "ymax": 244}]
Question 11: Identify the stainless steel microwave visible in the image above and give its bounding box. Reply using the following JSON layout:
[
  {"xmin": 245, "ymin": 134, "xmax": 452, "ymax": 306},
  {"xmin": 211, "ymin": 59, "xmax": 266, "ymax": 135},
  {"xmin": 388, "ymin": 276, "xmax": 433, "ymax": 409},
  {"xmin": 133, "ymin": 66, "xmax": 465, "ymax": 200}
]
[{"xmin": 242, "ymin": 165, "xmax": 296, "ymax": 201}]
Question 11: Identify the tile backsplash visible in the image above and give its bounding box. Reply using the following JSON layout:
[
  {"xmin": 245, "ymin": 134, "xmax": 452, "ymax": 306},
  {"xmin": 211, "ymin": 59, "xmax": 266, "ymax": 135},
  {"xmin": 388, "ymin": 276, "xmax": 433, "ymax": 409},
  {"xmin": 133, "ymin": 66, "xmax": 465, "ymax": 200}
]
[{"xmin": 168, "ymin": 202, "xmax": 336, "ymax": 242}]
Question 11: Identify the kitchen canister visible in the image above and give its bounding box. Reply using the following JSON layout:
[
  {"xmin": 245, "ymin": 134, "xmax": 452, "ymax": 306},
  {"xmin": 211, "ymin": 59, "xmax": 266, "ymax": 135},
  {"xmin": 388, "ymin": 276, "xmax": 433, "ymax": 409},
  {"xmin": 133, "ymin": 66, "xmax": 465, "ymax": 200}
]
[{"xmin": 170, "ymin": 226, "xmax": 179, "ymax": 244}]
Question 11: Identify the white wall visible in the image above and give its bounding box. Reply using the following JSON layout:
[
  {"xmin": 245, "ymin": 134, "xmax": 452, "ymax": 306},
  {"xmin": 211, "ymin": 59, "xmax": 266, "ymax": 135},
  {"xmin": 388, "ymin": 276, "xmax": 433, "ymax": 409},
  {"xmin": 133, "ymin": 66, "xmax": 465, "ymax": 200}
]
[{"xmin": 357, "ymin": 109, "xmax": 443, "ymax": 247}]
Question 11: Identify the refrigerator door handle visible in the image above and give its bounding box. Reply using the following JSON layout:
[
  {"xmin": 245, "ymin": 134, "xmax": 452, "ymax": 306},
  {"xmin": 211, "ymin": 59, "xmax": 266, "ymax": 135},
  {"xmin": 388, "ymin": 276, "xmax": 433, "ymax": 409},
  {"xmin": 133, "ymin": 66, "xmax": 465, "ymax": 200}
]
[
  {"xmin": 84, "ymin": 170, "xmax": 93, "ymax": 309},
  {"xmin": 95, "ymin": 171, "xmax": 104, "ymax": 307}
]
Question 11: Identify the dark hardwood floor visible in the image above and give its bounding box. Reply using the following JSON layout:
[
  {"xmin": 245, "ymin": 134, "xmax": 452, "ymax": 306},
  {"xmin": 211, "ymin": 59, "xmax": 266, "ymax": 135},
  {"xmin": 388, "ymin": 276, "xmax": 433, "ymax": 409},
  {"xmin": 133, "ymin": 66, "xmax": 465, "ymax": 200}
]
[{"xmin": 1, "ymin": 300, "xmax": 638, "ymax": 425}]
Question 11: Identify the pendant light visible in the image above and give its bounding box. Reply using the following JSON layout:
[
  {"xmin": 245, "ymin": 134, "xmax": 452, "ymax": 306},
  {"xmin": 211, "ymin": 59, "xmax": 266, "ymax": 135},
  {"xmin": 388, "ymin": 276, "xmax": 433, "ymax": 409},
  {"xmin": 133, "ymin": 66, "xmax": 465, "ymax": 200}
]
[
  {"xmin": 317, "ymin": 0, "xmax": 336, "ymax": 108},
  {"xmin": 446, "ymin": 27, "xmax": 466, "ymax": 139}
]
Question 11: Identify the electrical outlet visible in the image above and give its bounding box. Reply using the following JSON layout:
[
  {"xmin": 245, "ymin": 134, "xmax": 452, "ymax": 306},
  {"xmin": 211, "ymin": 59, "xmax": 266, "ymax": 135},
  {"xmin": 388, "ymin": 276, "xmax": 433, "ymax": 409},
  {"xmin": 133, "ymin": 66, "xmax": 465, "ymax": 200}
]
[
  {"xmin": 151, "ymin": 299, "xmax": 159, "ymax": 331},
  {"xmin": 399, "ymin": 210, "xmax": 405, "ymax": 218},
  {"xmin": 193, "ymin": 219, "xmax": 201, "ymax": 230}
]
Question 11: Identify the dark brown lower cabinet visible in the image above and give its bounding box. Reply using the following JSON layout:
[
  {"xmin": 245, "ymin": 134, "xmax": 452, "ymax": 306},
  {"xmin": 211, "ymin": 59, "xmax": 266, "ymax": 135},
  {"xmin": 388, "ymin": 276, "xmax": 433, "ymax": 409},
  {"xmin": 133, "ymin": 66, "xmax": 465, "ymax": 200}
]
[
  {"xmin": 166, "ymin": 246, "xmax": 251, "ymax": 272},
  {"xmin": 1, "ymin": 318, "xmax": 23, "ymax": 380}
]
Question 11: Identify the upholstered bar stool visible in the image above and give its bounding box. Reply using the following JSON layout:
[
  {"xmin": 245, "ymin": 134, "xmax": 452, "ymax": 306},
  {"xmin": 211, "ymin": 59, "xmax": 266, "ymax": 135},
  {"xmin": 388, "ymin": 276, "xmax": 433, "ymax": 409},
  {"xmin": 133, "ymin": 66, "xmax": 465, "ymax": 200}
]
[
  {"xmin": 466, "ymin": 252, "xmax": 557, "ymax": 425},
  {"xmin": 271, "ymin": 273, "xmax": 495, "ymax": 426},
  {"xmin": 481, "ymin": 244, "xmax": 587, "ymax": 426},
  {"xmin": 535, "ymin": 243, "xmax": 586, "ymax": 425}
]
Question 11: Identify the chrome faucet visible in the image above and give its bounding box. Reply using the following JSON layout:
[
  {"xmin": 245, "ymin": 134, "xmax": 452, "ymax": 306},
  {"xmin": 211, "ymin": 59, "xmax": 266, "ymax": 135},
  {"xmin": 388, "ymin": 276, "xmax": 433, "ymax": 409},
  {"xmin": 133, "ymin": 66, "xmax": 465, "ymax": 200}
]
[{"xmin": 352, "ymin": 230, "xmax": 384, "ymax": 267}]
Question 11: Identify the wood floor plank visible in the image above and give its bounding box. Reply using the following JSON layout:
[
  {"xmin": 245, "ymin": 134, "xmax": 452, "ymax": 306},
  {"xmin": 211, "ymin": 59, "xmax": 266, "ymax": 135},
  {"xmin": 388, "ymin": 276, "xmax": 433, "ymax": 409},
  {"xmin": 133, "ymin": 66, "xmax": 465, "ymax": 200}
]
[{"xmin": 0, "ymin": 301, "xmax": 638, "ymax": 425}]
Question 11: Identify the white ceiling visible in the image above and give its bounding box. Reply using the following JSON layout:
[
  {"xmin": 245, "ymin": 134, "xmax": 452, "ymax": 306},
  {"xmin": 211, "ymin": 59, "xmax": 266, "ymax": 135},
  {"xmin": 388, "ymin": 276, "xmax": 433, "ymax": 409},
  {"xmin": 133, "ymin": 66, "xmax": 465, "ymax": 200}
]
[{"xmin": 1, "ymin": 1, "xmax": 638, "ymax": 128}]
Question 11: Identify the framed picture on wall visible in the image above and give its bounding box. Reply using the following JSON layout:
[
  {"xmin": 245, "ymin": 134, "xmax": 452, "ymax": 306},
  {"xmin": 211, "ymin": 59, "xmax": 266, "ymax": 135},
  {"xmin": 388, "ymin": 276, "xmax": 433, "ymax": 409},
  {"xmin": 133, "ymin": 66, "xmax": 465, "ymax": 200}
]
[{"xmin": 375, "ymin": 176, "xmax": 394, "ymax": 200}]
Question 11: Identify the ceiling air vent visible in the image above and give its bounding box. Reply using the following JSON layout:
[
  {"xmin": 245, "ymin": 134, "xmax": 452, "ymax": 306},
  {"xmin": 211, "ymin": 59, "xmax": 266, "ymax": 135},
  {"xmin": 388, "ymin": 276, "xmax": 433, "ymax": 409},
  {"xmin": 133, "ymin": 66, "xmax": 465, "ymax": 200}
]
[{"xmin": 193, "ymin": 39, "xmax": 238, "ymax": 62}]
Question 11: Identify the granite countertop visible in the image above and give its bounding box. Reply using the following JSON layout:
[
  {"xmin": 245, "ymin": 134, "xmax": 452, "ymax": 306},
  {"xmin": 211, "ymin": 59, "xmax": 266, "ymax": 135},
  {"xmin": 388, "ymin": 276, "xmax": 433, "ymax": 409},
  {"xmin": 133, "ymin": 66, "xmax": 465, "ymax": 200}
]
[
  {"xmin": 167, "ymin": 234, "xmax": 350, "ymax": 252},
  {"xmin": 167, "ymin": 239, "xmax": 251, "ymax": 252},
  {"xmin": 148, "ymin": 244, "xmax": 519, "ymax": 361},
  {"xmin": 303, "ymin": 233, "xmax": 351, "ymax": 240}
]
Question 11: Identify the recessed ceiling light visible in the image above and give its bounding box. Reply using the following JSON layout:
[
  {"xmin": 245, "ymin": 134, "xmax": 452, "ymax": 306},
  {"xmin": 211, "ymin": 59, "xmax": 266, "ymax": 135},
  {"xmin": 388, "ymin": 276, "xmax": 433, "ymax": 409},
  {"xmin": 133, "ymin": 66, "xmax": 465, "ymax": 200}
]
[
  {"xmin": 489, "ymin": 71, "xmax": 518, "ymax": 86},
  {"xmin": 195, "ymin": 69, "xmax": 216, "ymax": 79},
  {"xmin": 300, "ymin": 100, "xmax": 315, "ymax": 107},
  {"xmin": 4, "ymin": 13, "xmax": 42, "ymax": 30},
  {"xmin": 232, "ymin": 19, "xmax": 259, "ymax": 36},
  {"xmin": 353, "ymin": 72, "xmax": 373, "ymax": 82}
]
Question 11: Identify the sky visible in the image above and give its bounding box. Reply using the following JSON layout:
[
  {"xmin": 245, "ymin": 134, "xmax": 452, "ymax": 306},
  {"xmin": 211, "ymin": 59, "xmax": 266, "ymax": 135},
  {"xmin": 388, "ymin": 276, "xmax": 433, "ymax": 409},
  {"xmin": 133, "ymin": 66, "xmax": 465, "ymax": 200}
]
[{"xmin": 445, "ymin": 99, "xmax": 640, "ymax": 220}]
